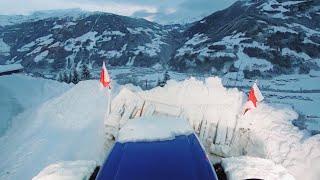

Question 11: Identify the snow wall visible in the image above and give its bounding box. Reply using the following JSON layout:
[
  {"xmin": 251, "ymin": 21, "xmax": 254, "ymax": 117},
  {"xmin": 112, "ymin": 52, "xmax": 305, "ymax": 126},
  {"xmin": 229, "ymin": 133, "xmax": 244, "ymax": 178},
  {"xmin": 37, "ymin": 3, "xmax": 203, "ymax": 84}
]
[
  {"xmin": 105, "ymin": 77, "xmax": 320, "ymax": 180},
  {"xmin": 0, "ymin": 75, "xmax": 117, "ymax": 180}
]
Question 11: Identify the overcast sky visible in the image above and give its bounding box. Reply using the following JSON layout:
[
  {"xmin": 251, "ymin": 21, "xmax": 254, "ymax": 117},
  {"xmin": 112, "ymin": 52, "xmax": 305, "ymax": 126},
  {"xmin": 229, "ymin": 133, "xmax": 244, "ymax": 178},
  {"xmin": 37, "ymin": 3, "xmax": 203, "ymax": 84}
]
[{"xmin": 0, "ymin": 0, "xmax": 238, "ymax": 24}]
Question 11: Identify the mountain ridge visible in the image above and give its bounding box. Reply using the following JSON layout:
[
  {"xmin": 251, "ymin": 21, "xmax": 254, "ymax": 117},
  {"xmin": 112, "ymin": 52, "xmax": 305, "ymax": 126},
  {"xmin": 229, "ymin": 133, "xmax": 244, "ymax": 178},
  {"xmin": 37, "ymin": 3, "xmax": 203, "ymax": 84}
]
[{"xmin": 0, "ymin": 0, "xmax": 319, "ymax": 79}]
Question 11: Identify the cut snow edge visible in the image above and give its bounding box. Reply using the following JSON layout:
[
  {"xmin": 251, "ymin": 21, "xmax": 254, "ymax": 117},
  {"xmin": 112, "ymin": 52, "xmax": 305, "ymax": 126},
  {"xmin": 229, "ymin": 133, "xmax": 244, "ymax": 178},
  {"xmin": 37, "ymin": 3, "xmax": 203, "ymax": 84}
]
[{"xmin": 118, "ymin": 116, "xmax": 194, "ymax": 143}]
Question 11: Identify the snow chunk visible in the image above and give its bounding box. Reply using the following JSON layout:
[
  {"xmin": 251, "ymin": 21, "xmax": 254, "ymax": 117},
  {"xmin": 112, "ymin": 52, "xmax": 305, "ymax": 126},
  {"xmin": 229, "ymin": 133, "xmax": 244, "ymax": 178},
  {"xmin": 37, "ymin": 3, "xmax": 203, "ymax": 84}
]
[
  {"xmin": 221, "ymin": 156, "xmax": 295, "ymax": 180},
  {"xmin": 118, "ymin": 116, "xmax": 193, "ymax": 143},
  {"xmin": 32, "ymin": 161, "xmax": 96, "ymax": 180}
]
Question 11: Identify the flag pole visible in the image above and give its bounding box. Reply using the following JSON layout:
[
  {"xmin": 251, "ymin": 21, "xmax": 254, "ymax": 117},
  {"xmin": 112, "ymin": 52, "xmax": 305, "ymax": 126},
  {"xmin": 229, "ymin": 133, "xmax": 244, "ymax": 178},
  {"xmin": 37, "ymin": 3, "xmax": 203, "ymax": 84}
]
[{"xmin": 107, "ymin": 87, "xmax": 111, "ymax": 117}]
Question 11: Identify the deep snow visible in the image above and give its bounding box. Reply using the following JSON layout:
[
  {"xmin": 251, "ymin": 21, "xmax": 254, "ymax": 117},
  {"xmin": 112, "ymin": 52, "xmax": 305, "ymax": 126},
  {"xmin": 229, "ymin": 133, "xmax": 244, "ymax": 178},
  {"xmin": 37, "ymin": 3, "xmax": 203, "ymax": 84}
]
[
  {"xmin": 0, "ymin": 75, "xmax": 71, "ymax": 136},
  {"xmin": 32, "ymin": 161, "xmax": 96, "ymax": 180},
  {"xmin": 1, "ymin": 74, "xmax": 320, "ymax": 180},
  {"xmin": 221, "ymin": 156, "xmax": 295, "ymax": 180},
  {"xmin": 106, "ymin": 77, "xmax": 320, "ymax": 180},
  {"xmin": 0, "ymin": 75, "xmax": 111, "ymax": 180},
  {"xmin": 118, "ymin": 116, "xmax": 193, "ymax": 143}
]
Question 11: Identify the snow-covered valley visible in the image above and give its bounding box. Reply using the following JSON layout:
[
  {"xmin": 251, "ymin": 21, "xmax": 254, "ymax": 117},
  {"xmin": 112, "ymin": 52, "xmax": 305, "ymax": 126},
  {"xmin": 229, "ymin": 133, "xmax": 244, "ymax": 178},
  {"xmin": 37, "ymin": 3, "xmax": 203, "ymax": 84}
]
[{"xmin": 0, "ymin": 74, "xmax": 319, "ymax": 180}]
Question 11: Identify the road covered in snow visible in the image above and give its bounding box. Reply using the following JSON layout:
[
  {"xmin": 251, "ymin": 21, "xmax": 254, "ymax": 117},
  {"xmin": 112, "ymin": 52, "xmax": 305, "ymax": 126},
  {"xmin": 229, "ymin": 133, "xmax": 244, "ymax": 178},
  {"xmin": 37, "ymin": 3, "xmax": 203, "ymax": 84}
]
[{"xmin": 0, "ymin": 74, "xmax": 319, "ymax": 180}]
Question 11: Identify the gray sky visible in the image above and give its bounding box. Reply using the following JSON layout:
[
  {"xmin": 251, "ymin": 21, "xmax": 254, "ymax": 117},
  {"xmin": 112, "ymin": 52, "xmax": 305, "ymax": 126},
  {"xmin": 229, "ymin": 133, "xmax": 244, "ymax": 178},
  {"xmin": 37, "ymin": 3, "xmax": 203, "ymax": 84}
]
[{"xmin": 0, "ymin": 0, "xmax": 238, "ymax": 24}]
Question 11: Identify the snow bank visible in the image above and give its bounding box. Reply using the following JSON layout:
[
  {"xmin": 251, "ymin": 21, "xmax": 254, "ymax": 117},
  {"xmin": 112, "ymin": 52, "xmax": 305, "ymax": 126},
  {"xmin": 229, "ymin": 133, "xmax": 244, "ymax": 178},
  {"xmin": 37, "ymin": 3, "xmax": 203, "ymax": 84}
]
[
  {"xmin": 0, "ymin": 78, "xmax": 112, "ymax": 180},
  {"xmin": 0, "ymin": 74, "xmax": 71, "ymax": 136},
  {"xmin": 32, "ymin": 161, "xmax": 96, "ymax": 180},
  {"xmin": 0, "ymin": 64, "xmax": 23, "ymax": 73},
  {"xmin": 118, "ymin": 116, "xmax": 193, "ymax": 143},
  {"xmin": 106, "ymin": 77, "xmax": 320, "ymax": 180},
  {"xmin": 221, "ymin": 156, "xmax": 295, "ymax": 180}
]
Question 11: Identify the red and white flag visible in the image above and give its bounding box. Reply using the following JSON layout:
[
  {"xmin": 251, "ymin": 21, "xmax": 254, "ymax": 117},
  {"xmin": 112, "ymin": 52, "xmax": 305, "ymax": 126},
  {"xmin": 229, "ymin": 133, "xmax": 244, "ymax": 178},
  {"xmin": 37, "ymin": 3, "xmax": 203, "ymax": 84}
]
[
  {"xmin": 100, "ymin": 61, "xmax": 111, "ymax": 89},
  {"xmin": 243, "ymin": 82, "xmax": 264, "ymax": 114}
]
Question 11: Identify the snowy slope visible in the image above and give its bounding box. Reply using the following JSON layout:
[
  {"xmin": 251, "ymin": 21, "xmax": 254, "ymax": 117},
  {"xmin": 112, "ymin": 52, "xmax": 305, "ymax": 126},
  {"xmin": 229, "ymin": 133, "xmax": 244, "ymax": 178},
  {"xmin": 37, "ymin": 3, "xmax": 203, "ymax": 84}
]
[
  {"xmin": 0, "ymin": 9, "xmax": 180, "ymax": 76},
  {"xmin": 0, "ymin": 9, "xmax": 94, "ymax": 27},
  {"xmin": 1, "ymin": 1, "xmax": 319, "ymax": 81},
  {"xmin": 221, "ymin": 156, "xmax": 295, "ymax": 180},
  {"xmin": 1, "ymin": 74, "xmax": 319, "ymax": 180},
  {"xmin": 32, "ymin": 161, "xmax": 97, "ymax": 180},
  {"xmin": 0, "ymin": 74, "xmax": 71, "ymax": 136},
  {"xmin": 0, "ymin": 75, "xmax": 114, "ymax": 180},
  {"xmin": 172, "ymin": 0, "xmax": 320, "ymax": 77}
]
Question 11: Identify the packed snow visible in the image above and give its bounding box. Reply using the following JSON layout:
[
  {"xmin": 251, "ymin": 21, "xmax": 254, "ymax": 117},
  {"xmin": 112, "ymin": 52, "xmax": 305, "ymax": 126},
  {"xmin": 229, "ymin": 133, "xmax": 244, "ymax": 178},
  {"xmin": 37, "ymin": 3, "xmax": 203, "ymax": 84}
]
[
  {"xmin": 0, "ymin": 64, "xmax": 23, "ymax": 74},
  {"xmin": 118, "ymin": 116, "xmax": 193, "ymax": 143},
  {"xmin": 0, "ymin": 74, "xmax": 69, "ymax": 136},
  {"xmin": 221, "ymin": 156, "xmax": 295, "ymax": 180},
  {"xmin": 32, "ymin": 161, "xmax": 96, "ymax": 180},
  {"xmin": 1, "ymin": 74, "xmax": 320, "ymax": 180},
  {"xmin": 0, "ymin": 76, "xmax": 111, "ymax": 180},
  {"xmin": 105, "ymin": 77, "xmax": 320, "ymax": 180}
]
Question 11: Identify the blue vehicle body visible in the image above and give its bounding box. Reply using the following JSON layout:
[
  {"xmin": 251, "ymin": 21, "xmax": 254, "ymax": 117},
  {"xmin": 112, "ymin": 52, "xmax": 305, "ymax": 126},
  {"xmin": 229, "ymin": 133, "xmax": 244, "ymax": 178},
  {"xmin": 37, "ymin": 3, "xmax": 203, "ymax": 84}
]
[{"xmin": 96, "ymin": 134, "xmax": 218, "ymax": 180}]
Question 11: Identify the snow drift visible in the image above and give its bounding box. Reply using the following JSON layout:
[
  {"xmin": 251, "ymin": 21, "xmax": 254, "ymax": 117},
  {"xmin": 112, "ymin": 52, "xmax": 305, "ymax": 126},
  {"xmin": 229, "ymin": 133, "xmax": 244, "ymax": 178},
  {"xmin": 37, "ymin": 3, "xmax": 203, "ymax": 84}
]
[
  {"xmin": 0, "ymin": 76, "xmax": 112, "ymax": 180},
  {"xmin": 105, "ymin": 77, "xmax": 320, "ymax": 180},
  {"xmin": 1, "ymin": 75, "xmax": 320, "ymax": 180},
  {"xmin": 0, "ymin": 74, "xmax": 70, "ymax": 136},
  {"xmin": 32, "ymin": 161, "xmax": 96, "ymax": 180},
  {"xmin": 221, "ymin": 156, "xmax": 295, "ymax": 180},
  {"xmin": 118, "ymin": 116, "xmax": 193, "ymax": 143}
]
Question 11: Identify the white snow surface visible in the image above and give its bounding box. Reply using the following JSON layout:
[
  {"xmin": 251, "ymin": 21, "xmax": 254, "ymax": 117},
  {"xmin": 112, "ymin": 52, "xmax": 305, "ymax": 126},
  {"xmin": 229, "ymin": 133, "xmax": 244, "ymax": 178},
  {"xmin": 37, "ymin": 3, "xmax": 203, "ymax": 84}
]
[
  {"xmin": 0, "ymin": 63, "xmax": 23, "ymax": 73},
  {"xmin": 34, "ymin": 50, "xmax": 49, "ymax": 63},
  {"xmin": 0, "ymin": 74, "xmax": 70, "ymax": 136},
  {"xmin": 1, "ymin": 75, "xmax": 320, "ymax": 180},
  {"xmin": 221, "ymin": 156, "xmax": 295, "ymax": 180},
  {"xmin": 0, "ymin": 9, "xmax": 95, "ymax": 27},
  {"xmin": 118, "ymin": 116, "xmax": 193, "ymax": 143},
  {"xmin": 105, "ymin": 77, "xmax": 320, "ymax": 180},
  {"xmin": 32, "ymin": 161, "xmax": 96, "ymax": 180},
  {"xmin": 0, "ymin": 76, "xmax": 113, "ymax": 180}
]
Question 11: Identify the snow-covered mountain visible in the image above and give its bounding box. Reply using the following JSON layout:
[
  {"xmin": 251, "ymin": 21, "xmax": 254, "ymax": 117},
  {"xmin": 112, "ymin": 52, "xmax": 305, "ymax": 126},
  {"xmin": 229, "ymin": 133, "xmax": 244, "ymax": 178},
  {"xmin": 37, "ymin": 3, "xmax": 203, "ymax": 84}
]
[
  {"xmin": 172, "ymin": 0, "xmax": 320, "ymax": 78},
  {"xmin": 0, "ymin": 0, "xmax": 319, "ymax": 79},
  {"xmin": 0, "ymin": 9, "xmax": 182, "ymax": 75}
]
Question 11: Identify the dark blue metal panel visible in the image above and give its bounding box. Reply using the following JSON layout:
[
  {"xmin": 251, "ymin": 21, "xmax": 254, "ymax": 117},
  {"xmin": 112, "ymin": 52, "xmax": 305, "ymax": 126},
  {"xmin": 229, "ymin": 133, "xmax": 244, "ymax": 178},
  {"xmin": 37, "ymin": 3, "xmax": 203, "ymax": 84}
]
[{"xmin": 96, "ymin": 134, "xmax": 218, "ymax": 180}]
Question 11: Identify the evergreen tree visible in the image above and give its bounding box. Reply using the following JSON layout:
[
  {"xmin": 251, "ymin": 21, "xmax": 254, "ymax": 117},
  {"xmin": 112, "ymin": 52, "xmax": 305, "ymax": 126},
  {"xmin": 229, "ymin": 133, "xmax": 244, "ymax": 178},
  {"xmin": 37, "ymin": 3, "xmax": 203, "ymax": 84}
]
[
  {"xmin": 68, "ymin": 71, "xmax": 73, "ymax": 84},
  {"xmin": 63, "ymin": 71, "xmax": 70, "ymax": 84},
  {"xmin": 156, "ymin": 77, "xmax": 161, "ymax": 87},
  {"xmin": 163, "ymin": 71, "xmax": 170, "ymax": 82},
  {"xmin": 80, "ymin": 64, "xmax": 91, "ymax": 80},
  {"xmin": 156, "ymin": 71, "xmax": 171, "ymax": 87},
  {"xmin": 71, "ymin": 68, "xmax": 80, "ymax": 84},
  {"xmin": 57, "ymin": 72, "xmax": 63, "ymax": 82}
]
